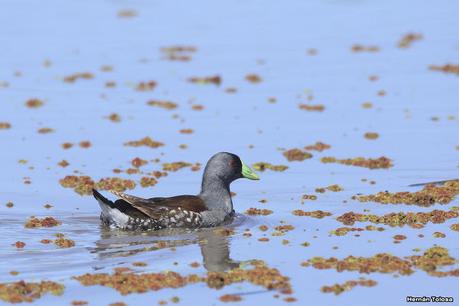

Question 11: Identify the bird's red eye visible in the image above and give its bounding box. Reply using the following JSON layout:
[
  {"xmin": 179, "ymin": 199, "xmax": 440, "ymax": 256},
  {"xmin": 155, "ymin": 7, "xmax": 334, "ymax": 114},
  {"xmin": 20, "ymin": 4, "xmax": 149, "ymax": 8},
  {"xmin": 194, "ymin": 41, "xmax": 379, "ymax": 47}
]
[{"xmin": 229, "ymin": 160, "xmax": 236, "ymax": 167}]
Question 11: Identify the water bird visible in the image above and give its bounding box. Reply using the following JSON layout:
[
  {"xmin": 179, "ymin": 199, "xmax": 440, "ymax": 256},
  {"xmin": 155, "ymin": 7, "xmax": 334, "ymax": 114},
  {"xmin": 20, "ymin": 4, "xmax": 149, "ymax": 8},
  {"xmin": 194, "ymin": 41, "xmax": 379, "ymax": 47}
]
[{"xmin": 93, "ymin": 152, "xmax": 259, "ymax": 230}]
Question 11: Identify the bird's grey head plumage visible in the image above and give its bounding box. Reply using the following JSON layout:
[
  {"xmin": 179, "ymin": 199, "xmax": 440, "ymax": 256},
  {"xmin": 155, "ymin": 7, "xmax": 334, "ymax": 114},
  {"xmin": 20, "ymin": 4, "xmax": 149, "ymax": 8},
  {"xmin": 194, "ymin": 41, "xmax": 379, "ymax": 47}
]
[
  {"xmin": 199, "ymin": 152, "xmax": 243, "ymax": 214},
  {"xmin": 202, "ymin": 152, "xmax": 243, "ymax": 187}
]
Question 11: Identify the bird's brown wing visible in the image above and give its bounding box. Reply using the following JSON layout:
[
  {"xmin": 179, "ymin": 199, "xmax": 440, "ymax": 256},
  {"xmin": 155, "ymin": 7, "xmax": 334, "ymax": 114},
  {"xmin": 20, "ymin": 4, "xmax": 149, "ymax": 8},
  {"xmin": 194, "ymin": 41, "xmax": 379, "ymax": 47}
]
[{"xmin": 108, "ymin": 190, "xmax": 207, "ymax": 219}]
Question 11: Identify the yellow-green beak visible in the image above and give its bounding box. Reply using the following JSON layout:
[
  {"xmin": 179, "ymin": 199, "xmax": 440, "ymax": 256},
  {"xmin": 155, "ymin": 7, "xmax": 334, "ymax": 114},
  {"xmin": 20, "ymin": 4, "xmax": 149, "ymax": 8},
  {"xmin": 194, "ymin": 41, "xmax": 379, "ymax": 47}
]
[{"xmin": 241, "ymin": 161, "xmax": 260, "ymax": 180}]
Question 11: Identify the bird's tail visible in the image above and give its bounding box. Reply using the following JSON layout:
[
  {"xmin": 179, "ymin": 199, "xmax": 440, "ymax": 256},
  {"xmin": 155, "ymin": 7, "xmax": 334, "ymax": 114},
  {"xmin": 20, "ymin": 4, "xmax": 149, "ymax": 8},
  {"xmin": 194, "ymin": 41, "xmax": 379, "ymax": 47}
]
[
  {"xmin": 92, "ymin": 189, "xmax": 115, "ymax": 208},
  {"xmin": 93, "ymin": 189, "xmax": 130, "ymax": 227}
]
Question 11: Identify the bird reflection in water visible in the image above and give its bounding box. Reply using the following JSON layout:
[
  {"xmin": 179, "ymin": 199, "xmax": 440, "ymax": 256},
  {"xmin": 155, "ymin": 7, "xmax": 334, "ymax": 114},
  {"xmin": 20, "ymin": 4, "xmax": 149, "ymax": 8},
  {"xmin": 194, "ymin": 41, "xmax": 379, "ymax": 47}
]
[{"xmin": 91, "ymin": 216, "xmax": 245, "ymax": 272}]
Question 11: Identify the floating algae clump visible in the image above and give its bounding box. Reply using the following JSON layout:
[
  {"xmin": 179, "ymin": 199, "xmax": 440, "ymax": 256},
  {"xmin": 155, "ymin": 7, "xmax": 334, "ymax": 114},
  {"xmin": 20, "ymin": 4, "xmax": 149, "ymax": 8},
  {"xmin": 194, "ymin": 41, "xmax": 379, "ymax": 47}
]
[
  {"xmin": 147, "ymin": 100, "xmax": 178, "ymax": 109},
  {"xmin": 330, "ymin": 226, "xmax": 385, "ymax": 236},
  {"xmin": 321, "ymin": 279, "xmax": 377, "ymax": 295},
  {"xmin": 398, "ymin": 33, "xmax": 423, "ymax": 49},
  {"xmin": 162, "ymin": 162, "xmax": 192, "ymax": 172},
  {"xmin": 407, "ymin": 247, "xmax": 456, "ymax": 272},
  {"xmin": 302, "ymin": 247, "xmax": 457, "ymax": 277},
  {"xmin": 252, "ymin": 162, "xmax": 288, "ymax": 172},
  {"xmin": 59, "ymin": 175, "xmax": 136, "ymax": 195},
  {"xmin": 140, "ymin": 177, "xmax": 158, "ymax": 188},
  {"xmin": 124, "ymin": 137, "xmax": 164, "ymax": 148},
  {"xmin": 74, "ymin": 261, "xmax": 291, "ymax": 296},
  {"xmin": 245, "ymin": 208, "xmax": 273, "ymax": 216},
  {"xmin": 0, "ymin": 122, "xmax": 11, "ymax": 129},
  {"xmin": 188, "ymin": 75, "xmax": 221, "ymax": 85},
  {"xmin": 131, "ymin": 157, "xmax": 148, "ymax": 168},
  {"xmin": 429, "ymin": 64, "xmax": 459, "ymax": 76},
  {"xmin": 292, "ymin": 210, "xmax": 332, "ymax": 219},
  {"xmin": 25, "ymin": 217, "xmax": 61, "ymax": 228},
  {"xmin": 283, "ymin": 149, "xmax": 313, "ymax": 162},
  {"xmin": 354, "ymin": 181, "xmax": 459, "ymax": 206},
  {"xmin": 0, "ymin": 280, "xmax": 64, "ymax": 303},
  {"xmin": 321, "ymin": 156, "xmax": 392, "ymax": 169},
  {"xmin": 303, "ymin": 253, "xmax": 414, "ymax": 275},
  {"xmin": 315, "ymin": 184, "xmax": 343, "ymax": 192},
  {"xmin": 298, "ymin": 104, "xmax": 325, "ymax": 112},
  {"xmin": 304, "ymin": 142, "xmax": 331, "ymax": 152},
  {"xmin": 54, "ymin": 237, "xmax": 75, "ymax": 248},
  {"xmin": 63, "ymin": 72, "xmax": 94, "ymax": 83},
  {"xmin": 336, "ymin": 210, "xmax": 459, "ymax": 227}
]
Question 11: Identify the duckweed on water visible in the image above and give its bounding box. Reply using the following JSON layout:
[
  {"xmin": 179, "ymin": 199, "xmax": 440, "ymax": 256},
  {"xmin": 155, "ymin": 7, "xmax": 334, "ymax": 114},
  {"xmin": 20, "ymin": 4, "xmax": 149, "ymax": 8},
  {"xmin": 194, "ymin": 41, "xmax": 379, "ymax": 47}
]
[
  {"xmin": 0, "ymin": 122, "xmax": 11, "ymax": 129},
  {"xmin": 245, "ymin": 74, "xmax": 262, "ymax": 83},
  {"xmin": 433, "ymin": 232, "xmax": 446, "ymax": 238},
  {"xmin": 274, "ymin": 225, "xmax": 295, "ymax": 233},
  {"xmin": 188, "ymin": 75, "xmax": 221, "ymax": 85},
  {"xmin": 61, "ymin": 142, "xmax": 73, "ymax": 149},
  {"xmin": 315, "ymin": 184, "xmax": 343, "ymax": 193},
  {"xmin": 292, "ymin": 210, "xmax": 332, "ymax": 218},
  {"xmin": 147, "ymin": 100, "xmax": 178, "ymax": 110},
  {"xmin": 393, "ymin": 235, "xmax": 407, "ymax": 241},
  {"xmin": 321, "ymin": 156, "xmax": 393, "ymax": 169},
  {"xmin": 54, "ymin": 237, "xmax": 75, "ymax": 248},
  {"xmin": 179, "ymin": 128, "xmax": 194, "ymax": 134},
  {"xmin": 298, "ymin": 104, "xmax": 325, "ymax": 112},
  {"xmin": 131, "ymin": 157, "xmax": 148, "ymax": 168},
  {"xmin": 351, "ymin": 44, "xmax": 380, "ymax": 52},
  {"xmin": 63, "ymin": 72, "xmax": 94, "ymax": 83},
  {"xmin": 304, "ymin": 142, "xmax": 331, "ymax": 152},
  {"xmin": 364, "ymin": 132, "xmax": 379, "ymax": 140},
  {"xmin": 353, "ymin": 181, "xmax": 459, "ymax": 206},
  {"xmin": 336, "ymin": 210, "xmax": 459, "ymax": 227},
  {"xmin": 107, "ymin": 113, "xmax": 121, "ymax": 122},
  {"xmin": 283, "ymin": 149, "xmax": 313, "ymax": 161},
  {"xmin": 25, "ymin": 216, "xmax": 61, "ymax": 228},
  {"xmin": 135, "ymin": 81, "xmax": 157, "ymax": 91},
  {"xmin": 162, "ymin": 162, "xmax": 192, "ymax": 172},
  {"xmin": 58, "ymin": 160, "xmax": 69, "ymax": 167},
  {"xmin": 117, "ymin": 9, "xmax": 137, "ymax": 18},
  {"xmin": 25, "ymin": 98, "xmax": 44, "ymax": 108},
  {"xmin": 37, "ymin": 127, "xmax": 54, "ymax": 134},
  {"xmin": 429, "ymin": 64, "xmax": 459, "ymax": 76},
  {"xmin": 220, "ymin": 294, "xmax": 242, "ymax": 302},
  {"xmin": 321, "ymin": 279, "xmax": 377, "ymax": 295},
  {"xmin": 302, "ymin": 247, "xmax": 456, "ymax": 276},
  {"xmin": 14, "ymin": 241, "xmax": 25, "ymax": 248},
  {"xmin": 252, "ymin": 162, "xmax": 288, "ymax": 172},
  {"xmin": 301, "ymin": 194, "xmax": 317, "ymax": 202},
  {"xmin": 0, "ymin": 280, "xmax": 64, "ymax": 303},
  {"xmin": 59, "ymin": 175, "xmax": 136, "ymax": 195},
  {"xmin": 74, "ymin": 262, "xmax": 292, "ymax": 296},
  {"xmin": 161, "ymin": 46, "xmax": 196, "ymax": 61},
  {"xmin": 124, "ymin": 137, "xmax": 164, "ymax": 148},
  {"xmin": 362, "ymin": 102, "xmax": 373, "ymax": 108},
  {"xmin": 245, "ymin": 208, "xmax": 273, "ymax": 216},
  {"xmin": 191, "ymin": 104, "xmax": 205, "ymax": 111},
  {"xmin": 140, "ymin": 177, "xmax": 158, "ymax": 188},
  {"xmin": 398, "ymin": 33, "xmax": 423, "ymax": 49},
  {"xmin": 78, "ymin": 141, "xmax": 91, "ymax": 148},
  {"xmin": 330, "ymin": 225, "xmax": 385, "ymax": 236}
]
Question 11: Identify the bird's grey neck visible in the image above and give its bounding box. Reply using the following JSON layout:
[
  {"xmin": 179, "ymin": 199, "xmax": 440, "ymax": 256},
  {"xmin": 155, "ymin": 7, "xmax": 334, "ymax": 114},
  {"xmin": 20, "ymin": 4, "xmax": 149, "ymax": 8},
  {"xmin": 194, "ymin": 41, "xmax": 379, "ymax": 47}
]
[{"xmin": 199, "ymin": 175, "xmax": 233, "ymax": 213}]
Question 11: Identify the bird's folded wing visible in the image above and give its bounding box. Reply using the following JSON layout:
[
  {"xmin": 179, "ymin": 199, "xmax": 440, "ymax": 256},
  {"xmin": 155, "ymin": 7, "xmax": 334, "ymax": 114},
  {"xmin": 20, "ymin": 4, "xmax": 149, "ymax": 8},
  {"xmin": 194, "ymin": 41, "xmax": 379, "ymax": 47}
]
[{"xmin": 108, "ymin": 190, "xmax": 207, "ymax": 219}]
